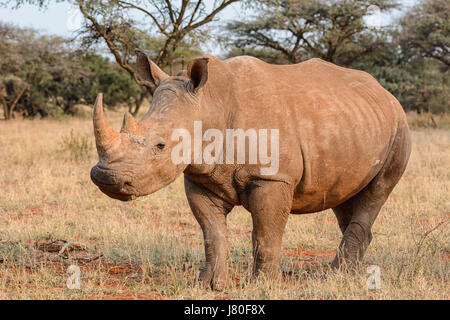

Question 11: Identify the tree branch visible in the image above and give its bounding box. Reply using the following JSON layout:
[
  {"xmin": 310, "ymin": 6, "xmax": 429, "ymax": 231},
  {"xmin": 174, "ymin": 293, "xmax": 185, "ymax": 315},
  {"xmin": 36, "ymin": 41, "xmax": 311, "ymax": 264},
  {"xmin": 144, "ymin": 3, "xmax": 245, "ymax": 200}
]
[
  {"xmin": 78, "ymin": 1, "xmax": 156, "ymax": 92},
  {"xmin": 117, "ymin": 0, "xmax": 169, "ymax": 36},
  {"xmin": 185, "ymin": 0, "xmax": 239, "ymax": 33}
]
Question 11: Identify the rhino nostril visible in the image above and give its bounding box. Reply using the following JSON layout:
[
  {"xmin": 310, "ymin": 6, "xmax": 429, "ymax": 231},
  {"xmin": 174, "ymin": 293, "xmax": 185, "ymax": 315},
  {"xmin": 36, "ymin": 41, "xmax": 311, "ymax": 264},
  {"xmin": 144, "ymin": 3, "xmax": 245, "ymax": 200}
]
[{"xmin": 121, "ymin": 181, "xmax": 133, "ymax": 193}]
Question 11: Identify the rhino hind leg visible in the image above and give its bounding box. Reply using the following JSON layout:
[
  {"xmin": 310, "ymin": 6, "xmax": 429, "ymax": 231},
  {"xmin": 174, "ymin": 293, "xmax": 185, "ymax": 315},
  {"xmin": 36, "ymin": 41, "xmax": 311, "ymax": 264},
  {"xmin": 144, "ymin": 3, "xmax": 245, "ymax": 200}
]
[
  {"xmin": 331, "ymin": 126, "xmax": 411, "ymax": 269},
  {"xmin": 331, "ymin": 199, "xmax": 374, "ymax": 269}
]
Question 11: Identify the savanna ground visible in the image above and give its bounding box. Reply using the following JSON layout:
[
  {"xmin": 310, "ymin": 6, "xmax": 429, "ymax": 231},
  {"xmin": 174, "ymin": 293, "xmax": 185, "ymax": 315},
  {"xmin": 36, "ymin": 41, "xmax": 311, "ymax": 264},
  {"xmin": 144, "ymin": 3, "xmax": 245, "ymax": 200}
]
[{"xmin": 0, "ymin": 109, "xmax": 448, "ymax": 300}]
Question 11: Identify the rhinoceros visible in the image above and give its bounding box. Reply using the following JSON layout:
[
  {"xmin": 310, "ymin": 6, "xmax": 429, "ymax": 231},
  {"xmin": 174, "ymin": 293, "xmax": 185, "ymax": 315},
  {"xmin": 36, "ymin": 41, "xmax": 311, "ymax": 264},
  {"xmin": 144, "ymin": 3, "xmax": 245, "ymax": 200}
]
[{"xmin": 90, "ymin": 50, "xmax": 411, "ymax": 289}]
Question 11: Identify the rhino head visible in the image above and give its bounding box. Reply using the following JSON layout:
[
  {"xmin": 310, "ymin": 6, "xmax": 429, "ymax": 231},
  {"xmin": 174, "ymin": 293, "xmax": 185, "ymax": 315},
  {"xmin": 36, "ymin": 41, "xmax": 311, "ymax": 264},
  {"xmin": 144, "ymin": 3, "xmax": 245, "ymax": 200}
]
[{"xmin": 90, "ymin": 51, "xmax": 209, "ymax": 201}]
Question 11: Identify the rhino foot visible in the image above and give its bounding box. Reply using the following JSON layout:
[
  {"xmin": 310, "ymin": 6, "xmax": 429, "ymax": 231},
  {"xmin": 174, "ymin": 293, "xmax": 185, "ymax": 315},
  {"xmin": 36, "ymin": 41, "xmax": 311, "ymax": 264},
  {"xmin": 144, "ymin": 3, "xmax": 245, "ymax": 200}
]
[{"xmin": 198, "ymin": 266, "xmax": 229, "ymax": 291}]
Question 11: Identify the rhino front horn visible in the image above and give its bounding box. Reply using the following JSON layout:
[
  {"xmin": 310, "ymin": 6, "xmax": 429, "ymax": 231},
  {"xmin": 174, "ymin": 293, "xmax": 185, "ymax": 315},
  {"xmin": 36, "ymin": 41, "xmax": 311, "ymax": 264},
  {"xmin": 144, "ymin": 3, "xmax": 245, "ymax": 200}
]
[
  {"xmin": 93, "ymin": 93, "xmax": 120, "ymax": 154},
  {"xmin": 121, "ymin": 112, "xmax": 139, "ymax": 134}
]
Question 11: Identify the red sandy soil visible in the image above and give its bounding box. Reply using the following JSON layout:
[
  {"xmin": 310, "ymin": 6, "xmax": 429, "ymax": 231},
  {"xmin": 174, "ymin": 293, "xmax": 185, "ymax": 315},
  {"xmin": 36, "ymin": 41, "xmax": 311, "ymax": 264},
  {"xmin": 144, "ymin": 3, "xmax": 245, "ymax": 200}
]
[
  {"xmin": 283, "ymin": 248, "xmax": 335, "ymax": 259},
  {"xmin": 103, "ymin": 263, "xmax": 143, "ymax": 276},
  {"xmin": 5, "ymin": 206, "xmax": 44, "ymax": 221},
  {"xmin": 2, "ymin": 203, "xmax": 57, "ymax": 222},
  {"xmin": 84, "ymin": 293, "xmax": 164, "ymax": 300},
  {"xmin": 142, "ymin": 212, "xmax": 161, "ymax": 225},
  {"xmin": 439, "ymin": 253, "xmax": 450, "ymax": 261},
  {"xmin": 415, "ymin": 215, "xmax": 449, "ymax": 226},
  {"xmin": 1, "ymin": 181, "xmax": 17, "ymax": 188}
]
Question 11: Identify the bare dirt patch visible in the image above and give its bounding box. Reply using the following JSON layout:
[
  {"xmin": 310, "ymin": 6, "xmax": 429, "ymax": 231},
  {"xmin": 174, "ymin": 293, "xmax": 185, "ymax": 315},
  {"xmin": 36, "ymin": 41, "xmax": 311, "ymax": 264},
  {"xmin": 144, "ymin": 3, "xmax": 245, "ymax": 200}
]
[{"xmin": 84, "ymin": 292, "xmax": 164, "ymax": 300}]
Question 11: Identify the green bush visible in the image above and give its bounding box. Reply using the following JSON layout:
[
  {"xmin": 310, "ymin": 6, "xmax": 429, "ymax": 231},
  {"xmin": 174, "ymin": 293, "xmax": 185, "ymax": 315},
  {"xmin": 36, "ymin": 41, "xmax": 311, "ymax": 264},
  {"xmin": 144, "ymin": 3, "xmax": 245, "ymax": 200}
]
[
  {"xmin": 58, "ymin": 129, "xmax": 93, "ymax": 163},
  {"xmin": 0, "ymin": 23, "xmax": 141, "ymax": 119}
]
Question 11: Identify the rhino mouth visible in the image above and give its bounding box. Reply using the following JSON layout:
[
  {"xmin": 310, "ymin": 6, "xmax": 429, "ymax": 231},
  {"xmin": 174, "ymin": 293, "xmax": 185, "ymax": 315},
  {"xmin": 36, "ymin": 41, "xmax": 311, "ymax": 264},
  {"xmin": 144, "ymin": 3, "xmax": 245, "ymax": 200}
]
[
  {"xmin": 90, "ymin": 166, "xmax": 137, "ymax": 202},
  {"xmin": 98, "ymin": 186, "xmax": 136, "ymax": 202}
]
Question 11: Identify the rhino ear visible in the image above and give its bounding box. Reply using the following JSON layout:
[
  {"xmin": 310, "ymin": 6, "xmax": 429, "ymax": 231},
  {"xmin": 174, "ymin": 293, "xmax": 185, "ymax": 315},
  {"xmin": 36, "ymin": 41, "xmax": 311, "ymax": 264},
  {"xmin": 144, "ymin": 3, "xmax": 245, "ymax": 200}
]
[
  {"xmin": 187, "ymin": 58, "xmax": 209, "ymax": 92},
  {"xmin": 135, "ymin": 49, "xmax": 169, "ymax": 90}
]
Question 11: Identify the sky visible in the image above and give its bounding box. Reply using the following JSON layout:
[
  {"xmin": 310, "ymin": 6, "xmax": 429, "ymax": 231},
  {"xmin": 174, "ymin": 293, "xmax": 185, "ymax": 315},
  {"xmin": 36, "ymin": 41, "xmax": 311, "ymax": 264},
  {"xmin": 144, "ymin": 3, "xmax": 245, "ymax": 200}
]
[{"xmin": 0, "ymin": 0, "xmax": 418, "ymax": 55}]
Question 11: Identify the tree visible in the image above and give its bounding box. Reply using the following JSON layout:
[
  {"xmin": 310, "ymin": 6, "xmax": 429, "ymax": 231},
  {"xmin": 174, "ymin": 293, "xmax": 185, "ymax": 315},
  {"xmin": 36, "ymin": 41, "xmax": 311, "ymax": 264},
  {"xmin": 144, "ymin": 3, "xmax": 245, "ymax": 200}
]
[
  {"xmin": 352, "ymin": 0, "xmax": 449, "ymax": 114},
  {"xmin": 9, "ymin": 0, "xmax": 238, "ymax": 114},
  {"xmin": 0, "ymin": 24, "xmax": 34, "ymax": 119},
  {"xmin": 226, "ymin": 0, "xmax": 398, "ymax": 66},
  {"xmin": 227, "ymin": 47, "xmax": 290, "ymax": 64},
  {"xmin": 58, "ymin": 52, "xmax": 142, "ymax": 115},
  {"xmin": 350, "ymin": 27, "xmax": 449, "ymax": 114},
  {"xmin": 0, "ymin": 76, "xmax": 29, "ymax": 120},
  {"xmin": 10, "ymin": 0, "xmax": 239, "ymax": 91},
  {"xmin": 0, "ymin": 23, "xmax": 141, "ymax": 119},
  {"xmin": 399, "ymin": 0, "xmax": 449, "ymax": 71}
]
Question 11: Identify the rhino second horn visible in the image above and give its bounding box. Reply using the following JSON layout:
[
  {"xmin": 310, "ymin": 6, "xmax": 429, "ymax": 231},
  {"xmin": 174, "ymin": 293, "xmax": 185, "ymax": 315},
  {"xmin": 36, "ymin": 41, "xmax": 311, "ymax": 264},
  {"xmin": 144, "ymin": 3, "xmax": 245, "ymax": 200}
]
[
  {"xmin": 121, "ymin": 112, "xmax": 139, "ymax": 134},
  {"xmin": 93, "ymin": 93, "xmax": 121, "ymax": 154}
]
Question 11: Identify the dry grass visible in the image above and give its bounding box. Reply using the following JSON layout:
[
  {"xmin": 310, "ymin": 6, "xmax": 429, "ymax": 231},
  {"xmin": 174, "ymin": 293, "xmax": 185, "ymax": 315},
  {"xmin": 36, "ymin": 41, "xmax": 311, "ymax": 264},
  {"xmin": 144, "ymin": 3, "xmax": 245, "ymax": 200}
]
[
  {"xmin": 407, "ymin": 112, "xmax": 450, "ymax": 130},
  {"xmin": 0, "ymin": 112, "xmax": 448, "ymax": 300}
]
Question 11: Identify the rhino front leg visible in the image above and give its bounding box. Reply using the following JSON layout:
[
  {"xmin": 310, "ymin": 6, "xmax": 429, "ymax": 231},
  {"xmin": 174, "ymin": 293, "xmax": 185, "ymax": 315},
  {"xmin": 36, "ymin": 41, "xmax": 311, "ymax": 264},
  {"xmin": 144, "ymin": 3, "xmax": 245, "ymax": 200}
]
[
  {"xmin": 245, "ymin": 181, "xmax": 293, "ymax": 278},
  {"xmin": 184, "ymin": 177, "xmax": 233, "ymax": 290}
]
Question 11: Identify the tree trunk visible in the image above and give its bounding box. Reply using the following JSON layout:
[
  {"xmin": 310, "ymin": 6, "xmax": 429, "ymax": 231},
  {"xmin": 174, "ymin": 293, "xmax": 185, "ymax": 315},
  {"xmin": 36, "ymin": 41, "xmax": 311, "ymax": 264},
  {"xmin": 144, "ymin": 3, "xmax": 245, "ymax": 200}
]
[
  {"xmin": 129, "ymin": 89, "xmax": 150, "ymax": 116},
  {"xmin": 0, "ymin": 94, "xmax": 9, "ymax": 120},
  {"xmin": 181, "ymin": 55, "xmax": 186, "ymax": 71},
  {"xmin": 1, "ymin": 84, "xmax": 30, "ymax": 120},
  {"xmin": 64, "ymin": 99, "xmax": 76, "ymax": 115},
  {"xmin": 9, "ymin": 84, "xmax": 29, "ymax": 119}
]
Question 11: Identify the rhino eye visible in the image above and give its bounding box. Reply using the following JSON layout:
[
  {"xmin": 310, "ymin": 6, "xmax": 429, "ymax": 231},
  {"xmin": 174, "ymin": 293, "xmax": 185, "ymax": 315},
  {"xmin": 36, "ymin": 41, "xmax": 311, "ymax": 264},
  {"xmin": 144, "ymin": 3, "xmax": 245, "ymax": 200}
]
[{"xmin": 156, "ymin": 143, "xmax": 165, "ymax": 150}]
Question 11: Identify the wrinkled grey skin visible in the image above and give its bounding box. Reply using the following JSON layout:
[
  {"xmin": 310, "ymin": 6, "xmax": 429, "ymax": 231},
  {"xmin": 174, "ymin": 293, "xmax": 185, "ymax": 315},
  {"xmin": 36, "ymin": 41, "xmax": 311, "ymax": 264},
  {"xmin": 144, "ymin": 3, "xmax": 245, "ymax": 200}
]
[{"xmin": 91, "ymin": 51, "xmax": 411, "ymax": 290}]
